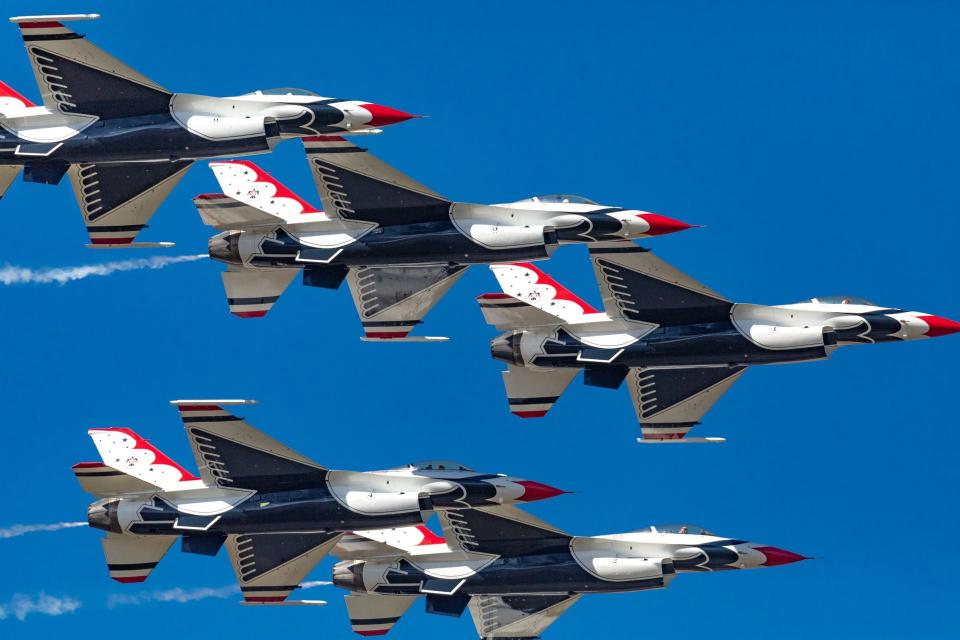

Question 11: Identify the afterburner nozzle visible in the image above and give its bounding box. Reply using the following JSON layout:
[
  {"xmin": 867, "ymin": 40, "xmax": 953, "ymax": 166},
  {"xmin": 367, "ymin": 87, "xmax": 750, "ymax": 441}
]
[
  {"xmin": 87, "ymin": 498, "xmax": 121, "ymax": 533},
  {"xmin": 208, "ymin": 230, "xmax": 242, "ymax": 264},
  {"xmin": 332, "ymin": 560, "xmax": 365, "ymax": 592}
]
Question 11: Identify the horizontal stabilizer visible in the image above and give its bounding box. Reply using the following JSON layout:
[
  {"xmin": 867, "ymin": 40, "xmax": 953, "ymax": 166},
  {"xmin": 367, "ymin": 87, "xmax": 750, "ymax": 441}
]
[
  {"xmin": 101, "ymin": 532, "xmax": 176, "ymax": 583},
  {"xmin": 72, "ymin": 461, "xmax": 159, "ymax": 497},
  {"xmin": 221, "ymin": 266, "xmax": 299, "ymax": 318},
  {"xmin": 173, "ymin": 401, "xmax": 327, "ymax": 492},
  {"xmin": 209, "ymin": 161, "xmax": 321, "ymax": 222},
  {"xmin": 344, "ymin": 593, "xmax": 417, "ymax": 637},
  {"xmin": 469, "ymin": 594, "xmax": 581, "ymax": 639},
  {"xmin": 194, "ymin": 193, "xmax": 286, "ymax": 229},
  {"xmin": 476, "ymin": 293, "xmax": 562, "ymax": 329},
  {"xmin": 0, "ymin": 165, "xmax": 22, "ymax": 199},
  {"xmin": 87, "ymin": 427, "xmax": 199, "ymax": 491},
  {"xmin": 303, "ymin": 136, "xmax": 450, "ymax": 225},
  {"xmin": 227, "ymin": 531, "xmax": 342, "ymax": 603},
  {"xmin": 502, "ymin": 364, "xmax": 578, "ymax": 418},
  {"xmin": 490, "ymin": 263, "xmax": 604, "ymax": 324}
]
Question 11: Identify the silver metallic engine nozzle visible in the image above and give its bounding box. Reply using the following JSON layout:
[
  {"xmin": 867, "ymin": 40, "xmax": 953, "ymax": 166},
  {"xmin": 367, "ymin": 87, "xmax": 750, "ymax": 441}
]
[
  {"xmin": 207, "ymin": 230, "xmax": 242, "ymax": 264},
  {"xmin": 332, "ymin": 560, "xmax": 365, "ymax": 592},
  {"xmin": 490, "ymin": 330, "xmax": 523, "ymax": 365},
  {"xmin": 87, "ymin": 498, "xmax": 121, "ymax": 533}
]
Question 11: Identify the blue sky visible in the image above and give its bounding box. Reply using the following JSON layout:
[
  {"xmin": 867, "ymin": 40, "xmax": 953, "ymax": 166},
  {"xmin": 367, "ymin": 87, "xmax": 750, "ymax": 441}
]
[{"xmin": 1, "ymin": 0, "xmax": 958, "ymax": 637}]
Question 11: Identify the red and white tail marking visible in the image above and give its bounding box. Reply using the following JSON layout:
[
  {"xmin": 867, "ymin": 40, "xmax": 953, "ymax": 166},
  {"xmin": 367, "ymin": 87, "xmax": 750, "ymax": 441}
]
[
  {"xmin": 0, "ymin": 80, "xmax": 35, "ymax": 115},
  {"xmin": 490, "ymin": 263, "xmax": 603, "ymax": 324},
  {"xmin": 88, "ymin": 427, "xmax": 199, "ymax": 490},
  {"xmin": 210, "ymin": 160, "xmax": 320, "ymax": 220}
]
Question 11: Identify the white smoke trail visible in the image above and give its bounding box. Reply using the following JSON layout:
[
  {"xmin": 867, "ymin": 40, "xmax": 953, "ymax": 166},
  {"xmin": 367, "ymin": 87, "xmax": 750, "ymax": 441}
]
[
  {"xmin": 107, "ymin": 580, "xmax": 332, "ymax": 608},
  {"xmin": 0, "ymin": 594, "xmax": 81, "ymax": 622},
  {"xmin": 0, "ymin": 254, "xmax": 206, "ymax": 286},
  {"xmin": 0, "ymin": 522, "xmax": 87, "ymax": 539}
]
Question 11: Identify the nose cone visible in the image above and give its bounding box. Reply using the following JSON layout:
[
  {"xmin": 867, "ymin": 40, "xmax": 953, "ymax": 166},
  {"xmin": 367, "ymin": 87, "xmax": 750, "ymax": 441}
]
[
  {"xmin": 637, "ymin": 213, "xmax": 696, "ymax": 236},
  {"xmin": 516, "ymin": 480, "xmax": 567, "ymax": 502},
  {"xmin": 918, "ymin": 314, "xmax": 960, "ymax": 338},
  {"xmin": 361, "ymin": 103, "xmax": 418, "ymax": 127},
  {"xmin": 754, "ymin": 545, "xmax": 809, "ymax": 567}
]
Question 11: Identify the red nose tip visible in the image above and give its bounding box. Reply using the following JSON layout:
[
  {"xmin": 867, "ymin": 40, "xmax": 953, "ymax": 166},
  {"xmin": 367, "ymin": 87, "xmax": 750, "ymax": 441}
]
[
  {"xmin": 362, "ymin": 103, "xmax": 419, "ymax": 127},
  {"xmin": 755, "ymin": 546, "xmax": 809, "ymax": 567},
  {"xmin": 918, "ymin": 315, "xmax": 960, "ymax": 338},
  {"xmin": 516, "ymin": 480, "xmax": 567, "ymax": 502},
  {"xmin": 638, "ymin": 213, "xmax": 697, "ymax": 236}
]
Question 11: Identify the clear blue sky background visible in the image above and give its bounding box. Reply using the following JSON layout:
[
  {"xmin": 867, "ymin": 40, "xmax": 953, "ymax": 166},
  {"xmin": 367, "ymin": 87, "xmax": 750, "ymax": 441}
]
[{"xmin": 0, "ymin": 1, "xmax": 958, "ymax": 638}]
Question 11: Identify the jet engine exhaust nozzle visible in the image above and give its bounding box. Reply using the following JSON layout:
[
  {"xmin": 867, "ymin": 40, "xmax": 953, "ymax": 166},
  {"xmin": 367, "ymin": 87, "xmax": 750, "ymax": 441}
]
[
  {"xmin": 332, "ymin": 560, "xmax": 365, "ymax": 592},
  {"xmin": 491, "ymin": 330, "xmax": 523, "ymax": 365},
  {"xmin": 87, "ymin": 498, "xmax": 121, "ymax": 533},
  {"xmin": 208, "ymin": 231, "xmax": 242, "ymax": 264}
]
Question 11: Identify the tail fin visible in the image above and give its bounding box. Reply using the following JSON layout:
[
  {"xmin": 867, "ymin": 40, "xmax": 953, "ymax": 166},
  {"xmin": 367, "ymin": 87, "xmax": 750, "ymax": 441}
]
[
  {"xmin": 489, "ymin": 263, "xmax": 606, "ymax": 324},
  {"xmin": 336, "ymin": 525, "xmax": 447, "ymax": 559},
  {"xmin": 209, "ymin": 160, "xmax": 321, "ymax": 222},
  {"xmin": 11, "ymin": 14, "xmax": 171, "ymax": 118},
  {"xmin": 87, "ymin": 428, "xmax": 200, "ymax": 492},
  {"xmin": 101, "ymin": 532, "xmax": 176, "ymax": 583},
  {"xmin": 0, "ymin": 79, "xmax": 36, "ymax": 115}
]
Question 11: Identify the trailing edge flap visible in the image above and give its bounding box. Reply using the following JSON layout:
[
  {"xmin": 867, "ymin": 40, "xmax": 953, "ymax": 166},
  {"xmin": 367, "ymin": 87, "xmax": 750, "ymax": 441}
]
[
  {"xmin": 347, "ymin": 265, "xmax": 468, "ymax": 339},
  {"xmin": 502, "ymin": 364, "xmax": 578, "ymax": 418},
  {"xmin": 68, "ymin": 162, "xmax": 192, "ymax": 246},
  {"xmin": 437, "ymin": 505, "xmax": 570, "ymax": 556},
  {"xmin": 588, "ymin": 241, "xmax": 731, "ymax": 326},
  {"xmin": 15, "ymin": 17, "xmax": 171, "ymax": 118},
  {"xmin": 221, "ymin": 266, "xmax": 299, "ymax": 318},
  {"xmin": 476, "ymin": 293, "xmax": 560, "ymax": 329},
  {"xmin": 226, "ymin": 532, "xmax": 342, "ymax": 603},
  {"xmin": 175, "ymin": 403, "xmax": 327, "ymax": 492},
  {"xmin": 629, "ymin": 366, "xmax": 747, "ymax": 441},
  {"xmin": 468, "ymin": 594, "xmax": 582, "ymax": 639},
  {"xmin": 303, "ymin": 136, "xmax": 451, "ymax": 225},
  {"xmin": 344, "ymin": 593, "xmax": 417, "ymax": 637},
  {"xmin": 194, "ymin": 193, "xmax": 285, "ymax": 229},
  {"xmin": 0, "ymin": 166, "xmax": 21, "ymax": 199},
  {"xmin": 72, "ymin": 462, "xmax": 160, "ymax": 497},
  {"xmin": 101, "ymin": 532, "xmax": 176, "ymax": 583}
]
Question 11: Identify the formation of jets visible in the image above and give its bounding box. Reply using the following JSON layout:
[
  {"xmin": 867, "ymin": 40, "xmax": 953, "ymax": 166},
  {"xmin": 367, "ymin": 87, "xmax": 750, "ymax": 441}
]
[{"xmin": 2, "ymin": 12, "xmax": 953, "ymax": 639}]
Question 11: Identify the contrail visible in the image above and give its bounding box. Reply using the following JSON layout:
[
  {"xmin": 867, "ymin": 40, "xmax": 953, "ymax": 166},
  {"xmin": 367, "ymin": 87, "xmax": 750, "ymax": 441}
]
[
  {"xmin": 0, "ymin": 254, "xmax": 206, "ymax": 286},
  {"xmin": 0, "ymin": 522, "xmax": 87, "ymax": 539},
  {"xmin": 0, "ymin": 594, "xmax": 81, "ymax": 622},
  {"xmin": 107, "ymin": 580, "xmax": 332, "ymax": 608}
]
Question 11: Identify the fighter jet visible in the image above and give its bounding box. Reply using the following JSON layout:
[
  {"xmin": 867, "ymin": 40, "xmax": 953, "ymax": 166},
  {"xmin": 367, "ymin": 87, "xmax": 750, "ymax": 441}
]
[
  {"xmin": 195, "ymin": 138, "xmax": 693, "ymax": 339},
  {"xmin": 74, "ymin": 400, "xmax": 564, "ymax": 604},
  {"xmin": 480, "ymin": 242, "xmax": 960, "ymax": 442},
  {"xmin": 331, "ymin": 506, "xmax": 806, "ymax": 637},
  {"xmin": 0, "ymin": 14, "xmax": 415, "ymax": 247}
]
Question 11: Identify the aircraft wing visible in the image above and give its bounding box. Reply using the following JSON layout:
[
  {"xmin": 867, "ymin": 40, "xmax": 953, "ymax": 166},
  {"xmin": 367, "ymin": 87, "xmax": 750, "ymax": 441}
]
[
  {"xmin": 436, "ymin": 505, "xmax": 569, "ymax": 556},
  {"xmin": 302, "ymin": 136, "xmax": 451, "ymax": 225},
  {"xmin": 171, "ymin": 401, "xmax": 327, "ymax": 492},
  {"xmin": 68, "ymin": 162, "xmax": 192, "ymax": 246},
  {"xmin": 12, "ymin": 15, "xmax": 171, "ymax": 117},
  {"xmin": 226, "ymin": 531, "xmax": 341, "ymax": 603},
  {"xmin": 468, "ymin": 594, "xmax": 582, "ymax": 639},
  {"xmin": 346, "ymin": 265, "xmax": 468, "ymax": 340},
  {"xmin": 628, "ymin": 366, "xmax": 747, "ymax": 441},
  {"xmin": 588, "ymin": 241, "xmax": 731, "ymax": 326}
]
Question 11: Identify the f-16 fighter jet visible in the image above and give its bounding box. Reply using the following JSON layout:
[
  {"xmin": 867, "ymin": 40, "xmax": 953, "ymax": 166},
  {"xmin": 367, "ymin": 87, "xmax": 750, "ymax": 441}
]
[
  {"xmin": 480, "ymin": 242, "xmax": 960, "ymax": 442},
  {"xmin": 74, "ymin": 400, "xmax": 563, "ymax": 604},
  {"xmin": 0, "ymin": 14, "xmax": 414, "ymax": 247},
  {"xmin": 331, "ymin": 507, "xmax": 806, "ymax": 637},
  {"xmin": 195, "ymin": 139, "xmax": 693, "ymax": 339}
]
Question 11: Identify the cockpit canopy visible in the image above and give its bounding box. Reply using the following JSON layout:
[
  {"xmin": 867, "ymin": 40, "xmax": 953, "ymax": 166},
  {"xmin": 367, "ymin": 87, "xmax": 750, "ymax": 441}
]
[
  {"xmin": 805, "ymin": 295, "xmax": 876, "ymax": 306},
  {"xmin": 515, "ymin": 194, "xmax": 599, "ymax": 205},
  {"xmin": 633, "ymin": 523, "xmax": 714, "ymax": 535},
  {"xmin": 408, "ymin": 460, "xmax": 474, "ymax": 472},
  {"xmin": 244, "ymin": 87, "xmax": 321, "ymax": 97}
]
